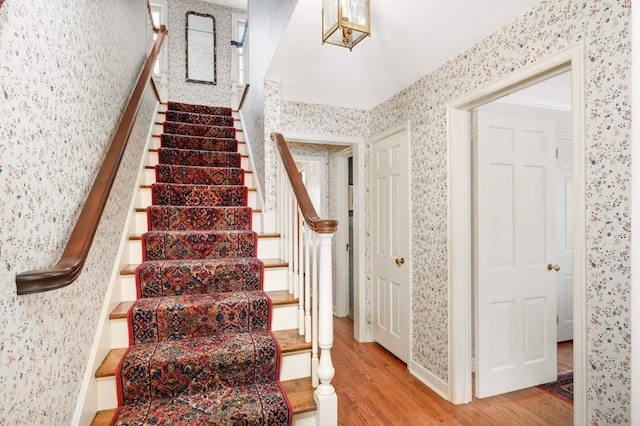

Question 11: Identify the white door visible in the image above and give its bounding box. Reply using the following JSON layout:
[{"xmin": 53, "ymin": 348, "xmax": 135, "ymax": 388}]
[
  {"xmin": 371, "ymin": 128, "xmax": 410, "ymax": 363},
  {"xmin": 555, "ymin": 135, "xmax": 574, "ymax": 342},
  {"xmin": 475, "ymin": 110, "xmax": 558, "ymax": 398}
]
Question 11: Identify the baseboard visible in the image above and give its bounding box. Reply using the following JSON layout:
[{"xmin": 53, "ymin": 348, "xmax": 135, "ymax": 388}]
[{"xmin": 409, "ymin": 360, "xmax": 450, "ymax": 401}]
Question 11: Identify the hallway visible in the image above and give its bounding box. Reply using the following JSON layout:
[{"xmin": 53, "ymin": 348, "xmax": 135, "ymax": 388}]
[{"xmin": 332, "ymin": 317, "xmax": 573, "ymax": 425}]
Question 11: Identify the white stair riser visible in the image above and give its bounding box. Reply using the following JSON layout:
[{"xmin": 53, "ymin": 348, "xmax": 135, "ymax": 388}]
[
  {"xmin": 95, "ymin": 350, "xmax": 311, "ymax": 410},
  {"xmin": 293, "ymin": 411, "xmax": 316, "ymax": 426},
  {"xmin": 96, "ymin": 378, "xmax": 118, "ymax": 411},
  {"xmin": 257, "ymin": 237, "xmax": 280, "ymax": 259},
  {"xmin": 279, "ymin": 350, "xmax": 311, "ymax": 382},
  {"xmin": 118, "ymin": 266, "xmax": 288, "ymax": 304},
  {"xmin": 111, "ymin": 319, "xmax": 129, "ymax": 348}
]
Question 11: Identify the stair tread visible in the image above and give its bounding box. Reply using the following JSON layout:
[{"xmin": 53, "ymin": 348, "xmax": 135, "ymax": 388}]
[
  {"xmin": 111, "ymin": 290, "xmax": 297, "ymax": 319},
  {"xmin": 91, "ymin": 379, "xmax": 316, "ymax": 425},
  {"xmin": 282, "ymin": 378, "xmax": 317, "ymax": 414},
  {"xmin": 273, "ymin": 329, "xmax": 312, "ymax": 353},
  {"xmin": 120, "ymin": 258, "xmax": 286, "ymax": 275},
  {"xmin": 95, "ymin": 348, "xmax": 126, "ymax": 378},
  {"xmin": 97, "ymin": 329, "xmax": 309, "ymax": 378},
  {"xmin": 269, "ymin": 290, "xmax": 299, "ymax": 306}
]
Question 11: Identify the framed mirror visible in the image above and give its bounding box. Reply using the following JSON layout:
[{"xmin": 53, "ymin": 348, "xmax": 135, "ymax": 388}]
[{"xmin": 185, "ymin": 11, "xmax": 217, "ymax": 85}]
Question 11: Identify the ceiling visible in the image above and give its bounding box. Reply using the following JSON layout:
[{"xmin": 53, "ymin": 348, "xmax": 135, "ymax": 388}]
[
  {"xmin": 202, "ymin": 0, "xmax": 247, "ymax": 9},
  {"xmin": 267, "ymin": 0, "xmax": 545, "ymax": 110}
]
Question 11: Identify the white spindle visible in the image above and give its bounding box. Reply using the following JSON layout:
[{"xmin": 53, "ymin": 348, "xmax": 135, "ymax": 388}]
[
  {"xmin": 304, "ymin": 225, "xmax": 312, "ymax": 341},
  {"xmin": 311, "ymin": 232, "xmax": 319, "ymax": 388}
]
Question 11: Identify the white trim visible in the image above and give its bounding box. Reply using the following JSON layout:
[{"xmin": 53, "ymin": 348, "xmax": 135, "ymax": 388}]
[
  {"xmin": 410, "ymin": 360, "xmax": 450, "ymax": 400},
  {"xmin": 495, "ymin": 94, "xmax": 571, "ymax": 112},
  {"xmin": 334, "ymin": 150, "xmax": 352, "ymax": 318},
  {"xmin": 277, "ymin": 131, "xmax": 368, "ymax": 343},
  {"xmin": 632, "ymin": 6, "xmax": 640, "ymax": 423},
  {"xmin": 447, "ymin": 41, "xmax": 587, "ymax": 425}
]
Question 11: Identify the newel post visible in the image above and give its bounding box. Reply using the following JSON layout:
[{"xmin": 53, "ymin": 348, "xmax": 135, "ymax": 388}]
[{"xmin": 314, "ymin": 231, "xmax": 337, "ymax": 425}]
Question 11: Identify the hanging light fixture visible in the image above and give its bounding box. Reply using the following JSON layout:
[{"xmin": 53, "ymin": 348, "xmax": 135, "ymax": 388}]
[{"xmin": 322, "ymin": 0, "xmax": 370, "ymax": 51}]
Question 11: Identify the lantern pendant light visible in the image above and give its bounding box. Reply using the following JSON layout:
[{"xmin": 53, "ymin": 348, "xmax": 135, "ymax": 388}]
[{"xmin": 322, "ymin": 0, "xmax": 370, "ymax": 51}]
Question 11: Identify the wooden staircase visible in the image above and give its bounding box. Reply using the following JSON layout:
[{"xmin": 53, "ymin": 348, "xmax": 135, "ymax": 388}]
[{"xmin": 89, "ymin": 105, "xmax": 317, "ymax": 425}]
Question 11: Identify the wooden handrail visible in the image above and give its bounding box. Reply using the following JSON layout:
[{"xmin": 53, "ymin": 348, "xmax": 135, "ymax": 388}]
[
  {"xmin": 15, "ymin": 26, "xmax": 168, "ymax": 295},
  {"xmin": 271, "ymin": 132, "xmax": 338, "ymax": 234},
  {"xmin": 147, "ymin": 0, "xmax": 160, "ymax": 33},
  {"xmin": 235, "ymin": 84, "xmax": 250, "ymax": 112}
]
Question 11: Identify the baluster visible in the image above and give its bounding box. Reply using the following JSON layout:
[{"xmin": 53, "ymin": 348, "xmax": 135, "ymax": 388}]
[
  {"xmin": 293, "ymin": 207, "xmax": 300, "ymax": 299},
  {"xmin": 311, "ymin": 232, "xmax": 319, "ymax": 388},
  {"xmin": 304, "ymin": 224, "xmax": 311, "ymax": 341}
]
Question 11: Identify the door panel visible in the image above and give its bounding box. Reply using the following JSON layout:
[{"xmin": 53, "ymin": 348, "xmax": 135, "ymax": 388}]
[
  {"xmin": 372, "ymin": 129, "xmax": 410, "ymax": 363},
  {"xmin": 476, "ymin": 110, "xmax": 557, "ymax": 398},
  {"xmin": 556, "ymin": 135, "xmax": 574, "ymax": 342}
]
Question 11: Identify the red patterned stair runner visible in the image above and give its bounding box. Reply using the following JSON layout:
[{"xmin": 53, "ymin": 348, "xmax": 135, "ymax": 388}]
[{"xmin": 111, "ymin": 102, "xmax": 292, "ymax": 425}]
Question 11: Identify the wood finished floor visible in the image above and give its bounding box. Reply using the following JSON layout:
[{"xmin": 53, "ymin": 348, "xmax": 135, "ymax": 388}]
[{"xmin": 333, "ymin": 317, "xmax": 573, "ymax": 426}]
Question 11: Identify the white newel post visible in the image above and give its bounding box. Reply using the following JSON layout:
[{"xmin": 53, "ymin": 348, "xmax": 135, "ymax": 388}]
[{"xmin": 314, "ymin": 232, "xmax": 337, "ymax": 425}]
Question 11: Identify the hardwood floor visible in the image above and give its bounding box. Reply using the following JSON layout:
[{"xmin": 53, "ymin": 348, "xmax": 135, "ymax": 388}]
[{"xmin": 332, "ymin": 317, "xmax": 573, "ymax": 426}]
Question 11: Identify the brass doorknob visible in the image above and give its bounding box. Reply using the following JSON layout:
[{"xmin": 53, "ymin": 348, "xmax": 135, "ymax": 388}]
[
  {"xmin": 547, "ymin": 264, "xmax": 560, "ymax": 272},
  {"xmin": 395, "ymin": 258, "xmax": 405, "ymax": 266}
]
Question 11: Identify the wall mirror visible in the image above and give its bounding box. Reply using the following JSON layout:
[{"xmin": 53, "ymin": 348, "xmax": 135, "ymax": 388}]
[{"xmin": 185, "ymin": 11, "xmax": 217, "ymax": 85}]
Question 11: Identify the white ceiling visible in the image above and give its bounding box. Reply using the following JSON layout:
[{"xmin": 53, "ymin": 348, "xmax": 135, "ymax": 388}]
[{"xmin": 268, "ymin": 0, "xmax": 544, "ymax": 110}]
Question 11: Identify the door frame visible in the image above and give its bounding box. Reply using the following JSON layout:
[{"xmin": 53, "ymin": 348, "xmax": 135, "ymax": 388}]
[
  {"xmin": 282, "ymin": 132, "xmax": 368, "ymax": 342},
  {"xmin": 447, "ymin": 41, "xmax": 586, "ymax": 424},
  {"xmin": 335, "ymin": 147, "xmax": 353, "ymax": 317}
]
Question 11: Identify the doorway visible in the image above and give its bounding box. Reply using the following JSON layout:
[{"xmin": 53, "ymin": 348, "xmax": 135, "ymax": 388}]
[
  {"xmin": 447, "ymin": 43, "xmax": 587, "ymax": 424},
  {"xmin": 473, "ymin": 72, "xmax": 573, "ymax": 398}
]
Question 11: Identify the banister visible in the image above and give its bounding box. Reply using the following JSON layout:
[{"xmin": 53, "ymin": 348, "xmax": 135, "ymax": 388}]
[
  {"xmin": 271, "ymin": 132, "xmax": 338, "ymax": 234},
  {"xmin": 15, "ymin": 26, "xmax": 168, "ymax": 295}
]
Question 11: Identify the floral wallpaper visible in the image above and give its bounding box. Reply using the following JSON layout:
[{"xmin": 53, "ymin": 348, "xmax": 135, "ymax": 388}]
[
  {"xmin": 268, "ymin": 0, "xmax": 632, "ymax": 423},
  {"xmin": 167, "ymin": 0, "xmax": 242, "ymax": 106},
  {"xmin": 0, "ymin": 0, "xmax": 155, "ymax": 423}
]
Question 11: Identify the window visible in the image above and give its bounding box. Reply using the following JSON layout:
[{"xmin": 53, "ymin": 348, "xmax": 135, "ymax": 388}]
[{"xmin": 231, "ymin": 14, "xmax": 247, "ymax": 85}]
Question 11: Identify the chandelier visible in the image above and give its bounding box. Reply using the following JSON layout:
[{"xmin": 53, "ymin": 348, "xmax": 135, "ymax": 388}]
[{"xmin": 322, "ymin": 0, "xmax": 370, "ymax": 51}]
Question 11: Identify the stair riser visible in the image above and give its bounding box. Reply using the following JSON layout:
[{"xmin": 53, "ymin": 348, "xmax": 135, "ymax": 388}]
[
  {"xmin": 95, "ymin": 350, "xmax": 311, "ymax": 411},
  {"xmin": 130, "ymin": 210, "xmax": 262, "ymax": 234},
  {"xmin": 146, "ymin": 152, "xmax": 250, "ymax": 170},
  {"xmin": 110, "ymin": 303, "xmax": 298, "ymax": 347},
  {"xmin": 119, "ymin": 266, "xmax": 288, "ymax": 301},
  {"xmin": 124, "ymin": 235, "xmax": 277, "ymax": 265},
  {"xmin": 150, "ymin": 136, "xmax": 247, "ymax": 156},
  {"xmin": 135, "ymin": 187, "xmax": 257, "ymax": 210},
  {"xmin": 141, "ymin": 166, "xmax": 253, "ymax": 188}
]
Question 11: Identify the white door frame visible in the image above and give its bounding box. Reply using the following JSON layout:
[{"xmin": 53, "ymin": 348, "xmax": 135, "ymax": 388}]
[
  {"xmin": 335, "ymin": 148, "xmax": 353, "ymax": 317},
  {"xmin": 282, "ymin": 132, "xmax": 368, "ymax": 342},
  {"xmin": 447, "ymin": 41, "xmax": 586, "ymax": 425}
]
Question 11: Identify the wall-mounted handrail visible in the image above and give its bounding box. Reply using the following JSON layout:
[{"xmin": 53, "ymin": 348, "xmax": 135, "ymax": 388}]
[
  {"xmin": 235, "ymin": 84, "xmax": 250, "ymax": 112},
  {"xmin": 15, "ymin": 26, "xmax": 168, "ymax": 295},
  {"xmin": 271, "ymin": 132, "xmax": 338, "ymax": 234},
  {"xmin": 147, "ymin": 0, "xmax": 160, "ymax": 33}
]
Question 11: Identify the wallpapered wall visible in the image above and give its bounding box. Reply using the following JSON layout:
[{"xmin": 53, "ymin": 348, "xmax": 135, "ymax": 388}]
[
  {"xmin": 0, "ymin": 0, "xmax": 155, "ymax": 423},
  {"xmin": 268, "ymin": 0, "xmax": 632, "ymax": 423},
  {"xmin": 243, "ymin": 0, "xmax": 298, "ymax": 211},
  {"xmin": 167, "ymin": 0, "xmax": 242, "ymax": 106}
]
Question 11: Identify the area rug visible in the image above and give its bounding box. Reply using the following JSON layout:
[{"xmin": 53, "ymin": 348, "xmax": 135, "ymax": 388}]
[{"xmin": 536, "ymin": 371, "xmax": 573, "ymax": 404}]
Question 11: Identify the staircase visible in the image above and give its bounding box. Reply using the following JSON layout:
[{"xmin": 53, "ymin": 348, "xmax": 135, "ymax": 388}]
[{"xmin": 90, "ymin": 102, "xmax": 317, "ymax": 425}]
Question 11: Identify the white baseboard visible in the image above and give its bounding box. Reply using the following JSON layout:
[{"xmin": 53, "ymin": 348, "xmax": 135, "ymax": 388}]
[{"xmin": 409, "ymin": 360, "xmax": 450, "ymax": 401}]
